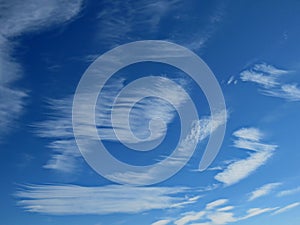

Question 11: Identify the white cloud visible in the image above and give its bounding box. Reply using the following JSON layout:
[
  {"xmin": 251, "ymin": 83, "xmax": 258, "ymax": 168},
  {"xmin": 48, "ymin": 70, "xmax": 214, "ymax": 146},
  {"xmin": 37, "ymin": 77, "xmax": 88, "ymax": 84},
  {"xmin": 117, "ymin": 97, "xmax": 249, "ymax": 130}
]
[
  {"xmin": 206, "ymin": 199, "xmax": 228, "ymax": 210},
  {"xmin": 33, "ymin": 98, "xmax": 82, "ymax": 172},
  {"xmin": 215, "ymin": 150, "xmax": 274, "ymax": 186},
  {"xmin": 252, "ymin": 63, "xmax": 289, "ymax": 75},
  {"xmin": 96, "ymin": 0, "xmax": 179, "ymax": 46},
  {"xmin": 240, "ymin": 63, "xmax": 300, "ymax": 101},
  {"xmin": 215, "ymin": 128, "xmax": 277, "ymax": 186},
  {"xmin": 15, "ymin": 184, "xmax": 192, "ymax": 215},
  {"xmin": 164, "ymin": 199, "xmax": 276, "ymax": 225},
  {"xmin": 0, "ymin": 38, "xmax": 27, "ymax": 139},
  {"xmin": 171, "ymin": 195, "xmax": 202, "ymax": 208},
  {"xmin": 277, "ymin": 186, "xmax": 300, "ymax": 197},
  {"xmin": 272, "ymin": 202, "xmax": 300, "ymax": 215},
  {"xmin": 240, "ymin": 70, "xmax": 279, "ymax": 88},
  {"xmin": 226, "ymin": 76, "xmax": 236, "ymax": 85},
  {"xmin": 175, "ymin": 211, "xmax": 206, "ymax": 225},
  {"xmin": 94, "ymin": 1, "xmax": 226, "ymax": 52},
  {"xmin": 233, "ymin": 127, "xmax": 263, "ymax": 142},
  {"xmin": 180, "ymin": 4, "xmax": 226, "ymax": 51},
  {"xmin": 0, "ymin": 0, "xmax": 83, "ymax": 37},
  {"xmin": 174, "ymin": 199, "xmax": 231, "ymax": 225},
  {"xmin": 248, "ymin": 183, "xmax": 282, "ymax": 201},
  {"xmin": 34, "ymin": 76, "xmax": 193, "ymax": 173},
  {"xmin": 240, "ymin": 207, "xmax": 277, "ymax": 220},
  {"xmin": 35, "ymin": 76, "xmax": 227, "ymax": 176},
  {"xmin": 151, "ymin": 220, "xmax": 171, "ymax": 225},
  {"xmin": 217, "ymin": 206, "xmax": 234, "ymax": 212},
  {"xmin": 0, "ymin": 0, "xmax": 83, "ymax": 140},
  {"xmin": 207, "ymin": 211, "xmax": 236, "ymax": 225},
  {"xmin": 263, "ymin": 84, "xmax": 300, "ymax": 101},
  {"xmin": 106, "ymin": 109, "xmax": 227, "ymax": 185},
  {"xmin": 189, "ymin": 223, "xmax": 210, "ymax": 225}
]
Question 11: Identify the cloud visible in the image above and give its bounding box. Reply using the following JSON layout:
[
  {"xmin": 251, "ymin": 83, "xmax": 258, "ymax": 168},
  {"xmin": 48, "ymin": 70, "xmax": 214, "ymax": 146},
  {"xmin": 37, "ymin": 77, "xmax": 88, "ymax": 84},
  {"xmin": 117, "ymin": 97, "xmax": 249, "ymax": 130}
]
[
  {"xmin": 233, "ymin": 127, "xmax": 263, "ymax": 142},
  {"xmin": 106, "ymin": 109, "xmax": 227, "ymax": 185},
  {"xmin": 215, "ymin": 128, "xmax": 277, "ymax": 186},
  {"xmin": 240, "ymin": 207, "xmax": 277, "ymax": 220},
  {"xmin": 164, "ymin": 198, "xmax": 276, "ymax": 225},
  {"xmin": 0, "ymin": 37, "xmax": 27, "ymax": 140},
  {"xmin": 272, "ymin": 202, "xmax": 300, "ymax": 215},
  {"xmin": 15, "ymin": 184, "xmax": 194, "ymax": 215},
  {"xmin": 240, "ymin": 63, "xmax": 300, "ymax": 101},
  {"xmin": 217, "ymin": 206, "xmax": 234, "ymax": 212},
  {"xmin": 34, "ymin": 76, "xmax": 193, "ymax": 173},
  {"xmin": 277, "ymin": 186, "xmax": 300, "ymax": 197},
  {"xmin": 263, "ymin": 84, "xmax": 300, "ymax": 101},
  {"xmin": 214, "ymin": 151, "xmax": 273, "ymax": 186},
  {"xmin": 226, "ymin": 76, "xmax": 237, "ymax": 85},
  {"xmin": 180, "ymin": 4, "xmax": 226, "ymax": 51},
  {"xmin": 171, "ymin": 195, "xmax": 202, "ymax": 208},
  {"xmin": 35, "ymin": 74, "xmax": 227, "ymax": 177},
  {"xmin": 206, "ymin": 199, "xmax": 228, "ymax": 210},
  {"xmin": 94, "ymin": 1, "xmax": 226, "ymax": 52},
  {"xmin": 252, "ymin": 63, "xmax": 289, "ymax": 76},
  {"xmin": 0, "ymin": 0, "xmax": 83, "ymax": 37},
  {"xmin": 174, "ymin": 199, "xmax": 231, "ymax": 225},
  {"xmin": 175, "ymin": 211, "xmax": 206, "ymax": 225},
  {"xmin": 0, "ymin": 0, "xmax": 83, "ymax": 140},
  {"xmin": 96, "ymin": 0, "xmax": 179, "ymax": 46},
  {"xmin": 151, "ymin": 220, "xmax": 171, "ymax": 225},
  {"xmin": 248, "ymin": 183, "xmax": 282, "ymax": 201},
  {"xmin": 207, "ymin": 211, "xmax": 236, "ymax": 225},
  {"xmin": 240, "ymin": 70, "xmax": 279, "ymax": 88}
]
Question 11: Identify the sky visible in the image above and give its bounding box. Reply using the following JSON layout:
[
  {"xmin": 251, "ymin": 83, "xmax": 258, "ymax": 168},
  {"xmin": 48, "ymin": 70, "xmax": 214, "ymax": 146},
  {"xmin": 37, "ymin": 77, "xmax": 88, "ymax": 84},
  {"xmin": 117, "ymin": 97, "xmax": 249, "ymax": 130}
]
[{"xmin": 1, "ymin": 0, "xmax": 300, "ymax": 225}]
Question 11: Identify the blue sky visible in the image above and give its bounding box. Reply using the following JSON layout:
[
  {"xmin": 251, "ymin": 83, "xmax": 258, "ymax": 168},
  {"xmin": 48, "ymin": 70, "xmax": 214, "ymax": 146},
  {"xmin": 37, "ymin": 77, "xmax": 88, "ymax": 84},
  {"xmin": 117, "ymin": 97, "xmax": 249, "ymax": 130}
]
[{"xmin": 1, "ymin": 0, "xmax": 300, "ymax": 224}]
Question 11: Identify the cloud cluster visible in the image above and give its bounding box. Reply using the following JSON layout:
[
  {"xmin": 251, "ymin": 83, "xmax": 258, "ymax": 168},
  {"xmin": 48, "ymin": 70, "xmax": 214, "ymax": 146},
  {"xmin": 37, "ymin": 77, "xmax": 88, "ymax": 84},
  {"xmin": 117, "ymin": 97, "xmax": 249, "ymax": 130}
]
[
  {"xmin": 152, "ymin": 198, "xmax": 279, "ymax": 225},
  {"xmin": 240, "ymin": 63, "xmax": 300, "ymax": 101},
  {"xmin": 277, "ymin": 186, "xmax": 300, "ymax": 197},
  {"xmin": 15, "ymin": 184, "xmax": 200, "ymax": 215},
  {"xmin": 34, "ymin": 76, "xmax": 194, "ymax": 173},
  {"xmin": 248, "ymin": 182, "xmax": 282, "ymax": 201},
  {"xmin": 214, "ymin": 127, "xmax": 277, "ymax": 186},
  {"xmin": 0, "ymin": 0, "xmax": 83, "ymax": 140}
]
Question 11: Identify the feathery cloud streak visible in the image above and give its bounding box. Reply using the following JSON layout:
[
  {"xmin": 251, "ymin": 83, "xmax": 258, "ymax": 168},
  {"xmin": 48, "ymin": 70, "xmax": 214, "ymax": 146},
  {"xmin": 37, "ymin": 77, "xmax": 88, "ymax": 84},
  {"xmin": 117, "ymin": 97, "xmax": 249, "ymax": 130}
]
[
  {"xmin": 215, "ymin": 127, "xmax": 277, "ymax": 186},
  {"xmin": 0, "ymin": 0, "xmax": 83, "ymax": 140},
  {"xmin": 240, "ymin": 63, "xmax": 300, "ymax": 101},
  {"xmin": 16, "ymin": 184, "xmax": 199, "ymax": 215}
]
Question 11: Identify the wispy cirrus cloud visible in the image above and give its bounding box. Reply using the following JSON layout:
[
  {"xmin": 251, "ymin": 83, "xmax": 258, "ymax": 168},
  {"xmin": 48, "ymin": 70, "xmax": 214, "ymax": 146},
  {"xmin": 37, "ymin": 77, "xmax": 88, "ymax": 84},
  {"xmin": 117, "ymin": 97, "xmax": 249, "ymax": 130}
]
[
  {"xmin": 240, "ymin": 207, "xmax": 277, "ymax": 220},
  {"xmin": 159, "ymin": 202, "xmax": 293, "ymax": 225},
  {"xmin": 96, "ymin": 109, "xmax": 227, "ymax": 185},
  {"xmin": 151, "ymin": 220, "xmax": 171, "ymax": 225},
  {"xmin": 252, "ymin": 63, "xmax": 290, "ymax": 75},
  {"xmin": 92, "ymin": 0, "xmax": 227, "ymax": 52},
  {"xmin": 0, "ymin": 0, "xmax": 83, "ymax": 141},
  {"xmin": 96, "ymin": 0, "xmax": 179, "ymax": 46},
  {"xmin": 263, "ymin": 83, "xmax": 300, "ymax": 101},
  {"xmin": 232, "ymin": 127, "xmax": 263, "ymax": 142},
  {"xmin": 0, "ymin": 0, "xmax": 83, "ymax": 37},
  {"xmin": 226, "ymin": 76, "xmax": 237, "ymax": 85},
  {"xmin": 34, "ymin": 76, "xmax": 194, "ymax": 173},
  {"xmin": 179, "ymin": 3, "xmax": 227, "ymax": 51},
  {"xmin": 240, "ymin": 62, "xmax": 300, "ymax": 101},
  {"xmin": 277, "ymin": 186, "xmax": 300, "ymax": 197},
  {"xmin": 35, "ymin": 65, "xmax": 227, "ymax": 177},
  {"xmin": 272, "ymin": 202, "xmax": 300, "ymax": 215},
  {"xmin": 214, "ymin": 127, "xmax": 277, "ymax": 186},
  {"xmin": 205, "ymin": 199, "xmax": 228, "ymax": 210},
  {"xmin": 240, "ymin": 70, "xmax": 279, "ymax": 88},
  {"xmin": 15, "ymin": 184, "xmax": 200, "ymax": 215},
  {"xmin": 154, "ymin": 198, "xmax": 278, "ymax": 225},
  {"xmin": 248, "ymin": 182, "xmax": 282, "ymax": 201}
]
